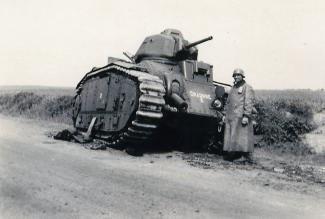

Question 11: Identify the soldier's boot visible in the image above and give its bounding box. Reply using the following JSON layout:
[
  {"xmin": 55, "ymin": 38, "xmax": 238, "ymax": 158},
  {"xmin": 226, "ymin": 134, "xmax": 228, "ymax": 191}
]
[
  {"xmin": 223, "ymin": 152, "xmax": 242, "ymax": 162},
  {"xmin": 243, "ymin": 152, "xmax": 256, "ymax": 164}
]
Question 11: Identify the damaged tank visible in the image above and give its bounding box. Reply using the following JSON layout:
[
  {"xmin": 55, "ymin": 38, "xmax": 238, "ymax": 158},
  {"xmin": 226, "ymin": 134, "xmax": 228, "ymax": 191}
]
[{"xmin": 72, "ymin": 29, "xmax": 228, "ymax": 152}]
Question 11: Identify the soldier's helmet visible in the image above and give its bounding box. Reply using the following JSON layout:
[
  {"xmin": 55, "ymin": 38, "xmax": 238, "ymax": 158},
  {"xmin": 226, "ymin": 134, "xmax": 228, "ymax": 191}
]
[{"xmin": 232, "ymin": 68, "xmax": 245, "ymax": 78}]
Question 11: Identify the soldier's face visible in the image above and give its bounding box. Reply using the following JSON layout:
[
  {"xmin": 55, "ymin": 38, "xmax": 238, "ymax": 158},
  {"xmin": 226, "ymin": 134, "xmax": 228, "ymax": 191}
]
[{"xmin": 233, "ymin": 74, "xmax": 243, "ymax": 83}]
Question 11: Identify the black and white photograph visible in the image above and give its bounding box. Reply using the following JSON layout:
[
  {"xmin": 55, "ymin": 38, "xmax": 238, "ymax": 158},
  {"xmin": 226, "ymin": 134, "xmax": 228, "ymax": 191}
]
[{"xmin": 0, "ymin": 0, "xmax": 325, "ymax": 218}]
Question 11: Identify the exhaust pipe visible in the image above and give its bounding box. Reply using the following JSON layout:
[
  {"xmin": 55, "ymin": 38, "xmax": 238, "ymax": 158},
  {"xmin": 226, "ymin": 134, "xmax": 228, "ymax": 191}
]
[{"xmin": 170, "ymin": 93, "xmax": 188, "ymax": 112}]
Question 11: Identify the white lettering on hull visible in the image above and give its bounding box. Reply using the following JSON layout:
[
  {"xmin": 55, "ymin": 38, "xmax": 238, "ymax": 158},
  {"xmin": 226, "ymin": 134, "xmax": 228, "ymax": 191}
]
[{"xmin": 189, "ymin": 91, "xmax": 212, "ymax": 103}]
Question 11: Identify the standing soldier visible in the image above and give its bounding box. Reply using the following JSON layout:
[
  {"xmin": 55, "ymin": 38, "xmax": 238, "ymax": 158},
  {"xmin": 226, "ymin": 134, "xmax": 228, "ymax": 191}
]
[{"xmin": 223, "ymin": 68, "xmax": 256, "ymax": 163}]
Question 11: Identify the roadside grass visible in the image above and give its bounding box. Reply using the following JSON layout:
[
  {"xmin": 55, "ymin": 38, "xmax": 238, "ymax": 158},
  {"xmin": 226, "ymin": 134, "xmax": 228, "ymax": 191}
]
[{"xmin": 0, "ymin": 91, "xmax": 74, "ymax": 124}]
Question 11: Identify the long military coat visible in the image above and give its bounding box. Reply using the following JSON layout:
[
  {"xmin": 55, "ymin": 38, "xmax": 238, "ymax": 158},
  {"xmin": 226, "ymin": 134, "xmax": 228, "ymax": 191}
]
[{"xmin": 223, "ymin": 81, "xmax": 255, "ymax": 152}]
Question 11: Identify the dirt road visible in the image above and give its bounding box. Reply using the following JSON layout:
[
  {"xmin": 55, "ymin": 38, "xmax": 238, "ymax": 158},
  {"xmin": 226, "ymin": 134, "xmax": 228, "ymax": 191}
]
[{"xmin": 0, "ymin": 115, "xmax": 324, "ymax": 219}]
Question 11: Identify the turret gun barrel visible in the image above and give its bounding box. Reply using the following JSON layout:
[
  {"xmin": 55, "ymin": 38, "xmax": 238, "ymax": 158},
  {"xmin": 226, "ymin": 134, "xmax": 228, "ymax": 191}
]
[
  {"xmin": 185, "ymin": 36, "xmax": 213, "ymax": 49},
  {"xmin": 123, "ymin": 51, "xmax": 135, "ymax": 63}
]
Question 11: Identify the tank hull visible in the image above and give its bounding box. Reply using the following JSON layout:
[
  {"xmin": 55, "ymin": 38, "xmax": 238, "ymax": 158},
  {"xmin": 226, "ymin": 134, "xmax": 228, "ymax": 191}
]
[{"xmin": 73, "ymin": 60, "xmax": 225, "ymax": 150}]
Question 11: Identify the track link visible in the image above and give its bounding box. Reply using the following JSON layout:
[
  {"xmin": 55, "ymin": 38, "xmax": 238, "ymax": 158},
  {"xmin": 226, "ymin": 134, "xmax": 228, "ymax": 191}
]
[{"xmin": 124, "ymin": 74, "xmax": 165, "ymax": 145}]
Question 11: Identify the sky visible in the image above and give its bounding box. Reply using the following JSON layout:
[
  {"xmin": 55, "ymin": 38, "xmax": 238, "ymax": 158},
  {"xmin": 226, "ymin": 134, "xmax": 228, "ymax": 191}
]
[{"xmin": 1, "ymin": 0, "xmax": 325, "ymax": 89}]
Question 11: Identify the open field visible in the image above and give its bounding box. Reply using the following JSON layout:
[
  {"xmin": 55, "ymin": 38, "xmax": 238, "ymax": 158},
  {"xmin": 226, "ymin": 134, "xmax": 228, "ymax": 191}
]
[
  {"xmin": 0, "ymin": 86, "xmax": 74, "ymax": 124},
  {"xmin": 256, "ymin": 89, "xmax": 325, "ymax": 112},
  {"xmin": 0, "ymin": 85, "xmax": 74, "ymax": 96}
]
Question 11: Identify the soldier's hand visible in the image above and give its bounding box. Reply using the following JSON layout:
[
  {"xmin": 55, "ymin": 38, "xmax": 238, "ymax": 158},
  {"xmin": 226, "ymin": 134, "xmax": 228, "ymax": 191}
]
[
  {"xmin": 242, "ymin": 116, "xmax": 249, "ymax": 126},
  {"xmin": 218, "ymin": 116, "xmax": 225, "ymax": 126}
]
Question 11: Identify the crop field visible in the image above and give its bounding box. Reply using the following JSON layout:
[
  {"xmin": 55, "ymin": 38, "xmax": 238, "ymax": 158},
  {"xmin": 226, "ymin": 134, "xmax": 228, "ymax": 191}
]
[
  {"xmin": 0, "ymin": 85, "xmax": 74, "ymax": 96},
  {"xmin": 0, "ymin": 86, "xmax": 74, "ymax": 124},
  {"xmin": 256, "ymin": 89, "xmax": 325, "ymax": 112},
  {"xmin": 0, "ymin": 86, "xmax": 324, "ymax": 156}
]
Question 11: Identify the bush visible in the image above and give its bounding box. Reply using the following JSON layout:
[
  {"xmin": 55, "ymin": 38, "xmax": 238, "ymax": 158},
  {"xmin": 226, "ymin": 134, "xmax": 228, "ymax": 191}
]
[{"xmin": 254, "ymin": 98, "xmax": 316, "ymax": 145}]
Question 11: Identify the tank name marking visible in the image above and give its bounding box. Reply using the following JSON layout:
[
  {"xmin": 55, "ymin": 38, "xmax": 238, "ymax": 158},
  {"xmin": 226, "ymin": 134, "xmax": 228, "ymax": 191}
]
[{"xmin": 189, "ymin": 91, "xmax": 212, "ymax": 103}]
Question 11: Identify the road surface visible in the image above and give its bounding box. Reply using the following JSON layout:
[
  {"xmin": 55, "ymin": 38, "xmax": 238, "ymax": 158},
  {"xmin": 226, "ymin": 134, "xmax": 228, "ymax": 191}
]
[{"xmin": 0, "ymin": 115, "xmax": 324, "ymax": 219}]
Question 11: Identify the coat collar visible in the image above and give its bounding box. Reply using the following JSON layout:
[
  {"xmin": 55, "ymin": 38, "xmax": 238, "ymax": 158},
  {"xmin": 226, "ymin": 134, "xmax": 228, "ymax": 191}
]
[{"xmin": 233, "ymin": 80, "xmax": 246, "ymax": 88}]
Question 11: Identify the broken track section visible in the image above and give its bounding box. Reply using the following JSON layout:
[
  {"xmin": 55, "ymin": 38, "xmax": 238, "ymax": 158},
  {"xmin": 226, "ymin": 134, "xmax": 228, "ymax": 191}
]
[{"xmin": 73, "ymin": 62, "xmax": 166, "ymax": 149}]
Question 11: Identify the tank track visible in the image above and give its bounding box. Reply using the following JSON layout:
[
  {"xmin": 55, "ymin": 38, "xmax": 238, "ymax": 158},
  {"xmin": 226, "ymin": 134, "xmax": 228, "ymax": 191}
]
[{"xmin": 81, "ymin": 63, "xmax": 166, "ymax": 149}]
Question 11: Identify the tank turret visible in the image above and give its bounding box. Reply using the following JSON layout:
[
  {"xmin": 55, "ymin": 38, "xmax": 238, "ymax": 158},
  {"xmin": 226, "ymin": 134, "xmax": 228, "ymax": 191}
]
[{"xmin": 134, "ymin": 29, "xmax": 213, "ymax": 62}]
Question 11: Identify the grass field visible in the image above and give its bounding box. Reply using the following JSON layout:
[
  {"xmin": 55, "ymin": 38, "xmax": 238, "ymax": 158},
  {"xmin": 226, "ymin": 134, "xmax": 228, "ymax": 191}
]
[
  {"xmin": 0, "ymin": 85, "xmax": 74, "ymax": 96},
  {"xmin": 0, "ymin": 86, "xmax": 74, "ymax": 124},
  {"xmin": 0, "ymin": 86, "xmax": 324, "ymax": 156},
  {"xmin": 256, "ymin": 89, "xmax": 325, "ymax": 112}
]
